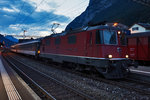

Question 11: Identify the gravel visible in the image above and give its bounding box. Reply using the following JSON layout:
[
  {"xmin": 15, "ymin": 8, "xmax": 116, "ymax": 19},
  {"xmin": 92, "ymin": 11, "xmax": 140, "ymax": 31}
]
[{"xmin": 10, "ymin": 53, "xmax": 150, "ymax": 100}]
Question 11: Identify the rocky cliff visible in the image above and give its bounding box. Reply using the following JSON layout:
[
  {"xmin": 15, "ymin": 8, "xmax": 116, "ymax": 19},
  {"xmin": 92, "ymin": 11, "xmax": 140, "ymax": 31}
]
[{"xmin": 65, "ymin": 0, "xmax": 150, "ymax": 30}]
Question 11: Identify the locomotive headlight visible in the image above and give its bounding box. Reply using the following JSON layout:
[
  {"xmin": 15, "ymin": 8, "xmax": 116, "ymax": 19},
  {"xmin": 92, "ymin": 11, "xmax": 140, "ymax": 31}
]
[
  {"xmin": 38, "ymin": 50, "xmax": 40, "ymax": 54},
  {"xmin": 125, "ymin": 55, "xmax": 129, "ymax": 58},
  {"xmin": 118, "ymin": 31, "xmax": 121, "ymax": 35},
  {"xmin": 108, "ymin": 55, "xmax": 112, "ymax": 58}
]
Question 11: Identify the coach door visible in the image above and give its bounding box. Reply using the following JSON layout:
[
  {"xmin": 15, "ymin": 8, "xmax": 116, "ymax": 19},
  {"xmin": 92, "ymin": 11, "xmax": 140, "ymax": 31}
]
[
  {"xmin": 128, "ymin": 37, "xmax": 137, "ymax": 60},
  {"xmin": 137, "ymin": 37, "xmax": 149, "ymax": 60}
]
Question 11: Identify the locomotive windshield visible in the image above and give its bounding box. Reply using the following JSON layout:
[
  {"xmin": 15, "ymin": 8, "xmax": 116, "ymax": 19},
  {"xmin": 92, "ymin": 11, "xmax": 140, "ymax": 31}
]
[{"xmin": 103, "ymin": 30, "xmax": 117, "ymax": 45}]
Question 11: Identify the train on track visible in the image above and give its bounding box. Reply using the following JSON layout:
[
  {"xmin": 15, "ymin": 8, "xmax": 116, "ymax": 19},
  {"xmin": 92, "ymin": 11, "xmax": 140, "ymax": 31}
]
[{"xmin": 10, "ymin": 23, "xmax": 137, "ymax": 79}]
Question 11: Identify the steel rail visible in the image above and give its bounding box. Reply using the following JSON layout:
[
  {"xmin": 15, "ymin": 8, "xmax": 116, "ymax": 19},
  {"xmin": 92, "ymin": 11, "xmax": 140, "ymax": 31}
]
[
  {"xmin": 3, "ymin": 55, "xmax": 56, "ymax": 100},
  {"xmin": 5, "ymin": 54, "xmax": 96, "ymax": 100},
  {"xmin": 72, "ymin": 70, "xmax": 150, "ymax": 96},
  {"xmin": 6, "ymin": 52, "xmax": 150, "ymax": 97}
]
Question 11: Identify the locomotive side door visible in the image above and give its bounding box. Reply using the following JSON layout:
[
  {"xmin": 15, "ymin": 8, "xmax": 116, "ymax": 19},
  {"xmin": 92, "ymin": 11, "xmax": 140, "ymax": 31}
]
[
  {"xmin": 86, "ymin": 30, "xmax": 103, "ymax": 57},
  {"xmin": 86, "ymin": 31, "xmax": 94, "ymax": 57}
]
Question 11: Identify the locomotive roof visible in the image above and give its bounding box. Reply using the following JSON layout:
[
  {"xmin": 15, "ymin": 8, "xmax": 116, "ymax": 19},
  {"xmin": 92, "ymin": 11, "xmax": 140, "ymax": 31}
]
[
  {"xmin": 43, "ymin": 25, "xmax": 128, "ymax": 39},
  {"xmin": 11, "ymin": 40, "xmax": 40, "ymax": 47},
  {"xmin": 127, "ymin": 32, "xmax": 150, "ymax": 38},
  {"xmin": 87, "ymin": 25, "xmax": 126, "ymax": 31}
]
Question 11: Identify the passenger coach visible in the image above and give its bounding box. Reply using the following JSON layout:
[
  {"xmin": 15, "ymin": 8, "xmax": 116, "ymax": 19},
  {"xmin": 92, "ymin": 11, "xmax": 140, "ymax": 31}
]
[{"xmin": 11, "ymin": 40, "xmax": 40, "ymax": 56}]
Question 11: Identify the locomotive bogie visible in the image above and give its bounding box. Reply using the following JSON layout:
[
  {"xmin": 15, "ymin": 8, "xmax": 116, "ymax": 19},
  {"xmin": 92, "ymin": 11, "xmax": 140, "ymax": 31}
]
[{"xmin": 39, "ymin": 53, "xmax": 130, "ymax": 79}]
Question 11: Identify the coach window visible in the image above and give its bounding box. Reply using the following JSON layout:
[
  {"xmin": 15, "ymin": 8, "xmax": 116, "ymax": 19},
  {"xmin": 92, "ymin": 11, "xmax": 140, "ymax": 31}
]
[
  {"xmin": 68, "ymin": 35, "xmax": 76, "ymax": 44},
  {"xmin": 95, "ymin": 30, "xmax": 103, "ymax": 44},
  {"xmin": 46, "ymin": 39, "xmax": 50, "ymax": 45},
  {"xmin": 55, "ymin": 38, "xmax": 61, "ymax": 45},
  {"xmin": 103, "ymin": 30, "xmax": 117, "ymax": 45}
]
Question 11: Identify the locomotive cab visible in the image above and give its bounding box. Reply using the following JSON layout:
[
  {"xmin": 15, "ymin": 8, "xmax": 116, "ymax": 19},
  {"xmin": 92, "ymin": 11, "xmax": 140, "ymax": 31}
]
[
  {"xmin": 86, "ymin": 26, "xmax": 129, "ymax": 59},
  {"xmin": 85, "ymin": 26, "xmax": 131, "ymax": 78}
]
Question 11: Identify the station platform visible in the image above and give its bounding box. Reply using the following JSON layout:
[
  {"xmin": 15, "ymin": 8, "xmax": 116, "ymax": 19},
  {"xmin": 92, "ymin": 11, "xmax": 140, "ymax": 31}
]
[
  {"xmin": 0, "ymin": 52, "xmax": 41, "ymax": 100},
  {"xmin": 130, "ymin": 66, "xmax": 150, "ymax": 76}
]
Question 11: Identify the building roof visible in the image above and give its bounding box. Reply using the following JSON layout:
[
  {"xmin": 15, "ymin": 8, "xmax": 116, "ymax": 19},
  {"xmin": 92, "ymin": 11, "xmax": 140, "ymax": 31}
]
[{"xmin": 137, "ymin": 23, "xmax": 150, "ymax": 30}]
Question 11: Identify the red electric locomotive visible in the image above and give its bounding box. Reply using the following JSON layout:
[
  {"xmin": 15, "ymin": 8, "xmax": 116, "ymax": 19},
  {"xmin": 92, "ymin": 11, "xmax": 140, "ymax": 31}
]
[
  {"xmin": 127, "ymin": 32, "xmax": 150, "ymax": 64},
  {"xmin": 39, "ymin": 24, "xmax": 133, "ymax": 79}
]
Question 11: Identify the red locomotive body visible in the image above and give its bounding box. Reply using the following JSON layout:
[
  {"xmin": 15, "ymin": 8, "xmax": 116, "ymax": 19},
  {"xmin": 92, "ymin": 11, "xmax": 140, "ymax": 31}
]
[
  {"xmin": 39, "ymin": 25, "xmax": 132, "ymax": 79},
  {"xmin": 127, "ymin": 32, "xmax": 150, "ymax": 62},
  {"xmin": 41, "ymin": 27, "xmax": 128, "ymax": 59},
  {"xmin": 11, "ymin": 24, "xmax": 135, "ymax": 79}
]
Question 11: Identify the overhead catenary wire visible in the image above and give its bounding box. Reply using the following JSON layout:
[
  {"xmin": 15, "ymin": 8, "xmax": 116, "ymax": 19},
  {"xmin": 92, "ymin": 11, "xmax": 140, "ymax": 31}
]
[
  {"xmin": 24, "ymin": 0, "xmax": 88, "ymax": 35},
  {"xmin": 16, "ymin": 0, "xmax": 70, "ymax": 32},
  {"xmin": 5, "ymin": 0, "xmax": 150, "ymax": 39},
  {"xmin": 36, "ymin": 0, "xmax": 87, "ymax": 25},
  {"xmin": 13, "ymin": 2, "xmax": 25, "ymax": 24},
  {"xmin": 16, "ymin": 0, "xmax": 46, "ymax": 29},
  {"xmin": 45, "ymin": 0, "xmax": 150, "ymax": 29},
  {"xmin": 32, "ymin": 0, "xmax": 149, "ymax": 38},
  {"xmin": 7, "ymin": 0, "xmax": 46, "ymax": 38},
  {"xmin": 28, "ymin": 0, "xmax": 88, "ymax": 31},
  {"xmin": 14, "ymin": 0, "xmax": 149, "ymax": 36},
  {"xmin": 8, "ymin": 1, "xmax": 26, "ymax": 36},
  {"xmin": 37, "ymin": 4, "xmax": 88, "ymax": 28}
]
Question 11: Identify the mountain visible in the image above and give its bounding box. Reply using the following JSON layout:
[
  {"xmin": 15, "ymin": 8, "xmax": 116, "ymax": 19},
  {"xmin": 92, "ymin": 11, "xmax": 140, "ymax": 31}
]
[
  {"xmin": 65, "ymin": 0, "xmax": 150, "ymax": 30},
  {"xmin": 5, "ymin": 35, "xmax": 18, "ymax": 43},
  {"xmin": 0, "ymin": 34, "xmax": 17, "ymax": 47}
]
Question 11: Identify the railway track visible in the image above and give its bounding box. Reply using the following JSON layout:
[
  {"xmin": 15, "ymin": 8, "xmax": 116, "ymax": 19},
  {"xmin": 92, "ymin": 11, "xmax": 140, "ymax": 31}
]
[
  {"xmin": 27, "ymin": 55, "xmax": 150, "ymax": 96},
  {"xmin": 114, "ymin": 78, "xmax": 150, "ymax": 96},
  {"xmin": 75, "ymin": 69, "xmax": 150, "ymax": 96},
  {"xmin": 32, "ymin": 54, "xmax": 150, "ymax": 96},
  {"xmin": 3, "ymin": 54, "xmax": 96, "ymax": 100},
  {"xmin": 74, "ymin": 70, "xmax": 150, "ymax": 96},
  {"xmin": 4, "ymin": 52, "xmax": 150, "ymax": 98}
]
